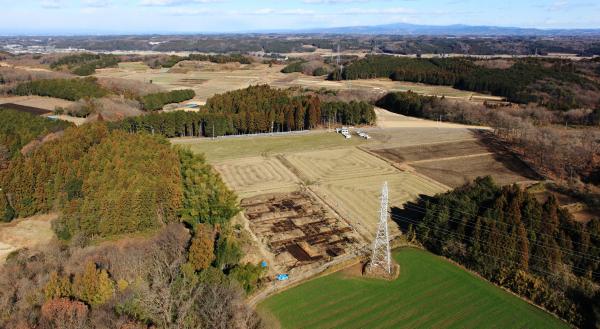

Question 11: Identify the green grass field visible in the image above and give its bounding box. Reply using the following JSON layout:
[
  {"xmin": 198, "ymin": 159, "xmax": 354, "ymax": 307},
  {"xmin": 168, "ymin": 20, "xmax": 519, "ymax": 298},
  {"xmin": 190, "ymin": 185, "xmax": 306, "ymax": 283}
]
[
  {"xmin": 172, "ymin": 131, "xmax": 371, "ymax": 162},
  {"xmin": 258, "ymin": 248, "xmax": 568, "ymax": 329}
]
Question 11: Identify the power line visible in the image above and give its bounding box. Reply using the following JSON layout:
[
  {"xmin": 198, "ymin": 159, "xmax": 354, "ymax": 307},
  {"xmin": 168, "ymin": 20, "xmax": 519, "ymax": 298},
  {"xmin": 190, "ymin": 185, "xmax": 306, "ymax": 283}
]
[
  {"xmin": 419, "ymin": 192, "xmax": 600, "ymax": 241},
  {"xmin": 401, "ymin": 202, "xmax": 600, "ymax": 261},
  {"xmin": 392, "ymin": 213, "xmax": 599, "ymax": 280}
]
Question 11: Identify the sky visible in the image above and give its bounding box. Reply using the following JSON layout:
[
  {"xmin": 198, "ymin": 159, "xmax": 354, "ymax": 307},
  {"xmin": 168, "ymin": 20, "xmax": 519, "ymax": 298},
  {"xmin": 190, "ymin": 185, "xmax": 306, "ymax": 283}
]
[{"xmin": 0, "ymin": 0, "xmax": 599, "ymax": 35}]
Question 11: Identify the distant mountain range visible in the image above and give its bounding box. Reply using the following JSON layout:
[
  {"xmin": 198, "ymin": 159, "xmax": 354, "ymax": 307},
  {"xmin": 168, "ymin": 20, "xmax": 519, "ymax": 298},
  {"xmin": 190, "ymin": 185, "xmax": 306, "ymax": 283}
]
[{"xmin": 284, "ymin": 23, "xmax": 600, "ymax": 36}]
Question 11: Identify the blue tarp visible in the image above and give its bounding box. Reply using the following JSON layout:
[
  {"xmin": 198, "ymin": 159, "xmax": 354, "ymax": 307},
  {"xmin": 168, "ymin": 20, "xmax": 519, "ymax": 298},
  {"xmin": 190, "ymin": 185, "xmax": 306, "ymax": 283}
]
[{"xmin": 276, "ymin": 274, "xmax": 289, "ymax": 281}]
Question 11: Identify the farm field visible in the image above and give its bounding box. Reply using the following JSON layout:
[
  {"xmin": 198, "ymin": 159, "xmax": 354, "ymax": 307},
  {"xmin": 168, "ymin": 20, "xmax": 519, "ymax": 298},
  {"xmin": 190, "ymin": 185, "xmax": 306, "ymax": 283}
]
[
  {"xmin": 96, "ymin": 62, "xmax": 499, "ymax": 103},
  {"xmin": 410, "ymin": 154, "xmax": 539, "ymax": 188},
  {"xmin": 284, "ymin": 147, "xmax": 398, "ymax": 183},
  {"xmin": 0, "ymin": 95, "xmax": 73, "ymax": 111},
  {"xmin": 283, "ymin": 147, "xmax": 446, "ymax": 239},
  {"xmin": 172, "ymin": 131, "xmax": 370, "ymax": 163},
  {"xmin": 371, "ymin": 139, "xmax": 493, "ymax": 163},
  {"xmin": 372, "ymin": 107, "xmax": 488, "ymax": 130},
  {"xmin": 213, "ymin": 156, "xmax": 301, "ymax": 198},
  {"xmin": 258, "ymin": 248, "xmax": 568, "ymax": 329},
  {"xmin": 241, "ymin": 191, "xmax": 360, "ymax": 274},
  {"xmin": 311, "ymin": 171, "xmax": 446, "ymax": 239}
]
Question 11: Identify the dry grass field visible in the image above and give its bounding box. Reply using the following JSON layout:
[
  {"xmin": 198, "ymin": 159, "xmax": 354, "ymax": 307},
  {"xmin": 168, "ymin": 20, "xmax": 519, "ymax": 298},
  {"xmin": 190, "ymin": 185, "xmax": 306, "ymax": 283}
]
[
  {"xmin": 0, "ymin": 95, "xmax": 73, "ymax": 111},
  {"xmin": 96, "ymin": 62, "xmax": 499, "ymax": 103},
  {"xmin": 283, "ymin": 148, "xmax": 447, "ymax": 239},
  {"xmin": 173, "ymin": 131, "xmax": 370, "ymax": 163},
  {"xmin": 178, "ymin": 109, "xmax": 535, "ymax": 240},
  {"xmin": 214, "ymin": 156, "xmax": 301, "ymax": 198},
  {"xmin": 0, "ymin": 213, "xmax": 56, "ymax": 264},
  {"xmin": 284, "ymin": 147, "xmax": 398, "ymax": 183},
  {"xmin": 312, "ymin": 172, "xmax": 446, "ymax": 239}
]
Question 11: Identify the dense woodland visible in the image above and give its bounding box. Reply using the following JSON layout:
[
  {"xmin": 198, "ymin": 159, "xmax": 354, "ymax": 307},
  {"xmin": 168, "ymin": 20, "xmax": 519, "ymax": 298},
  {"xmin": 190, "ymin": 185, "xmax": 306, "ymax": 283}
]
[
  {"xmin": 146, "ymin": 54, "xmax": 251, "ymax": 69},
  {"xmin": 0, "ymin": 109, "xmax": 72, "ymax": 159},
  {"xmin": 334, "ymin": 56, "xmax": 600, "ymax": 110},
  {"xmin": 14, "ymin": 77, "xmax": 108, "ymax": 101},
  {"xmin": 0, "ymin": 112, "xmax": 265, "ymax": 328},
  {"xmin": 113, "ymin": 88, "xmax": 375, "ymax": 137},
  {"xmin": 377, "ymin": 91, "xmax": 600, "ymax": 185},
  {"xmin": 50, "ymin": 53, "xmax": 120, "ymax": 76},
  {"xmin": 281, "ymin": 60, "xmax": 330, "ymax": 76},
  {"xmin": 321, "ymin": 101, "xmax": 376, "ymax": 125},
  {"xmin": 140, "ymin": 89, "xmax": 195, "ymax": 111},
  {"xmin": 403, "ymin": 177, "xmax": 600, "ymax": 327},
  {"xmin": 206, "ymin": 85, "xmax": 321, "ymax": 133}
]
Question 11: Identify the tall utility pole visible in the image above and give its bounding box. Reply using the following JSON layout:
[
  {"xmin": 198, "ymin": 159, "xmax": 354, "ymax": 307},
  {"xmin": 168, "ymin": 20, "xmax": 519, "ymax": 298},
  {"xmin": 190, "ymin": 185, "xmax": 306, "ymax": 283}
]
[{"xmin": 369, "ymin": 182, "xmax": 392, "ymax": 274}]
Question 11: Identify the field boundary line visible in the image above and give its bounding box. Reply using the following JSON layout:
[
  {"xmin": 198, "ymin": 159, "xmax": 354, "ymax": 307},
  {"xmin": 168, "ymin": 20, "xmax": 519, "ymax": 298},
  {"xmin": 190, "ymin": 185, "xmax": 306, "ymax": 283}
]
[
  {"xmin": 407, "ymin": 152, "xmax": 494, "ymax": 164},
  {"xmin": 358, "ymin": 146, "xmax": 452, "ymax": 191},
  {"xmin": 358, "ymin": 145, "xmax": 408, "ymax": 173},
  {"xmin": 365, "ymin": 137, "xmax": 480, "ymax": 150}
]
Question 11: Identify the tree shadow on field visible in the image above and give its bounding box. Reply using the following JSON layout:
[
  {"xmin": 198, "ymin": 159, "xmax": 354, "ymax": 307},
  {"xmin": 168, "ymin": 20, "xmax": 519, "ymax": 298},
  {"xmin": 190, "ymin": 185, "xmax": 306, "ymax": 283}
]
[
  {"xmin": 470, "ymin": 129, "xmax": 543, "ymax": 181},
  {"xmin": 390, "ymin": 194, "xmax": 434, "ymax": 234}
]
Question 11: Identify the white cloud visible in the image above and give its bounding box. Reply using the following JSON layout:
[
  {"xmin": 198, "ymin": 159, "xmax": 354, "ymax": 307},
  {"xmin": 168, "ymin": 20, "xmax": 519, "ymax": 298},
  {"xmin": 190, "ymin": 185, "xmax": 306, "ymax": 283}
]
[
  {"xmin": 249, "ymin": 8, "xmax": 316, "ymax": 15},
  {"xmin": 341, "ymin": 7, "xmax": 414, "ymax": 15},
  {"xmin": 83, "ymin": 0, "xmax": 111, "ymax": 8},
  {"xmin": 170, "ymin": 7, "xmax": 317, "ymax": 16},
  {"xmin": 303, "ymin": 0, "xmax": 374, "ymax": 3},
  {"xmin": 40, "ymin": 0, "xmax": 62, "ymax": 9},
  {"xmin": 168, "ymin": 8, "xmax": 216, "ymax": 15},
  {"xmin": 140, "ymin": 0, "xmax": 223, "ymax": 6}
]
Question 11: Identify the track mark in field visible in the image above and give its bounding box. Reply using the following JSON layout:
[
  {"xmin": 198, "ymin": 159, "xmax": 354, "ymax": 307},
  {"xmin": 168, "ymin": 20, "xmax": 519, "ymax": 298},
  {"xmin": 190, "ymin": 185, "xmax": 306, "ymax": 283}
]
[
  {"xmin": 408, "ymin": 152, "xmax": 494, "ymax": 164},
  {"xmin": 213, "ymin": 156, "xmax": 300, "ymax": 197}
]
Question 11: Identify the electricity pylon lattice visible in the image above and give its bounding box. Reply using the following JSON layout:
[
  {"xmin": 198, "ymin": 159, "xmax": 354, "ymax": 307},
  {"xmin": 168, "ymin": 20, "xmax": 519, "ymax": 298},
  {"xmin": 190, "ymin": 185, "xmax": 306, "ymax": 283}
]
[{"xmin": 369, "ymin": 181, "xmax": 391, "ymax": 274}]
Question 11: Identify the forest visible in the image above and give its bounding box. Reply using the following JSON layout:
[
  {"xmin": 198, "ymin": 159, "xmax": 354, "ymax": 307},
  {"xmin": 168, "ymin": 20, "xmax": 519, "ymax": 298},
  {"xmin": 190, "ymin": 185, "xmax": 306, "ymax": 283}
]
[
  {"xmin": 335, "ymin": 56, "xmax": 600, "ymax": 110},
  {"xmin": 0, "ymin": 114, "xmax": 264, "ymax": 328},
  {"xmin": 146, "ymin": 53, "xmax": 251, "ymax": 69},
  {"xmin": 205, "ymin": 85, "xmax": 321, "ymax": 133},
  {"xmin": 13, "ymin": 77, "xmax": 108, "ymax": 101},
  {"xmin": 50, "ymin": 53, "xmax": 120, "ymax": 76},
  {"xmin": 140, "ymin": 89, "xmax": 196, "ymax": 111},
  {"xmin": 321, "ymin": 101, "xmax": 376, "ymax": 125},
  {"xmin": 0, "ymin": 109, "xmax": 73, "ymax": 158},
  {"xmin": 402, "ymin": 176, "xmax": 600, "ymax": 327},
  {"xmin": 112, "ymin": 91, "xmax": 375, "ymax": 137}
]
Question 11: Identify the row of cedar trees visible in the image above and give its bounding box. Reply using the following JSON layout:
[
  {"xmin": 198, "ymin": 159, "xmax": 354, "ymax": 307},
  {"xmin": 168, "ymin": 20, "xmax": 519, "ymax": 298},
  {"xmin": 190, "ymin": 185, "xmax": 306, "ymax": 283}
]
[
  {"xmin": 12, "ymin": 76, "xmax": 195, "ymax": 112},
  {"xmin": 49, "ymin": 53, "xmax": 120, "ymax": 76},
  {"xmin": 330, "ymin": 55, "xmax": 598, "ymax": 110},
  {"xmin": 112, "ymin": 85, "xmax": 376, "ymax": 137},
  {"xmin": 408, "ymin": 176, "xmax": 600, "ymax": 328}
]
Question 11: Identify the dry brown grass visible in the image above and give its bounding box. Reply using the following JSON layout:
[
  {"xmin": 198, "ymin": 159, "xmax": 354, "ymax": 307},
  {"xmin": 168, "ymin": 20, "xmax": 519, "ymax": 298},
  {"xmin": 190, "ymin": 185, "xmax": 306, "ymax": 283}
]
[
  {"xmin": 0, "ymin": 95, "xmax": 74, "ymax": 111},
  {"xmin": 213, "ymin": 156, "xmax": 301, "ymax": 198},
  {"xmin": 0, "ymin": 213, "xmax": 56, "ymax": 264}
]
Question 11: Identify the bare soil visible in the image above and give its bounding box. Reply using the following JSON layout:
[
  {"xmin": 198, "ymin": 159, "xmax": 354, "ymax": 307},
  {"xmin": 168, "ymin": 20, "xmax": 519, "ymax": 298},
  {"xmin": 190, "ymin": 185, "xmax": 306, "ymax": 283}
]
[{"xmin": 241, "ymin": 191, "xmax": 361, "ymax": 273}]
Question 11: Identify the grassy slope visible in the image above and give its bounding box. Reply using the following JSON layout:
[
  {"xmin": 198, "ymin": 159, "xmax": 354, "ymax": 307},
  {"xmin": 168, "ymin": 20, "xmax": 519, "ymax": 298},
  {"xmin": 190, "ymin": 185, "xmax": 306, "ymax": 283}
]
[
  {"xmin": 172, "ymin": 131, "xmax": 370, "ymax": 162},
  {"xmin": 259, "ymin": 248, "xmax": 568, "ymax": 329}
]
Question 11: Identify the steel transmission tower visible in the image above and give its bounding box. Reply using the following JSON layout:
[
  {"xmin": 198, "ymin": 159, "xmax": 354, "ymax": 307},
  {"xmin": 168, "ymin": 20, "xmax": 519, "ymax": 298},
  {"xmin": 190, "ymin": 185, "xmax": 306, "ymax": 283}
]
[{"xmin": 369, "ymin": 182, "xmax": 392, "ymax": 274}]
